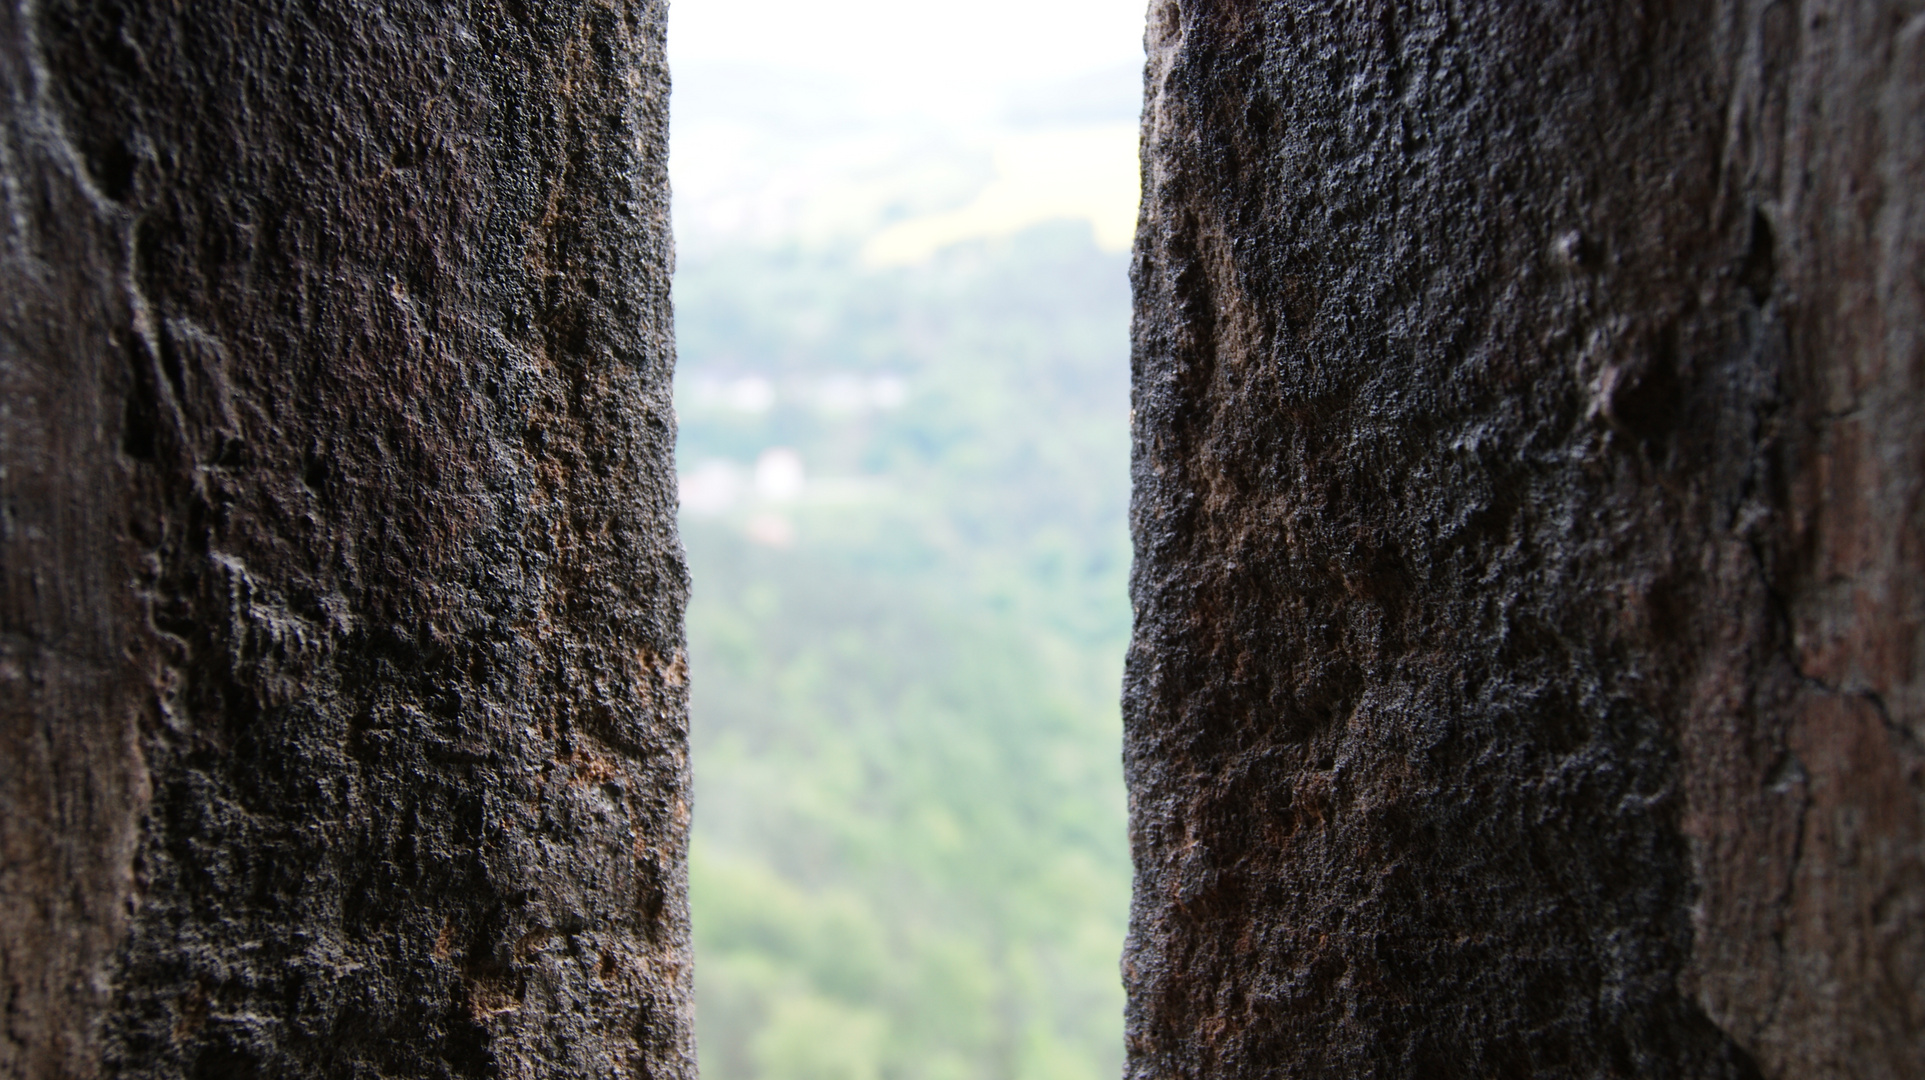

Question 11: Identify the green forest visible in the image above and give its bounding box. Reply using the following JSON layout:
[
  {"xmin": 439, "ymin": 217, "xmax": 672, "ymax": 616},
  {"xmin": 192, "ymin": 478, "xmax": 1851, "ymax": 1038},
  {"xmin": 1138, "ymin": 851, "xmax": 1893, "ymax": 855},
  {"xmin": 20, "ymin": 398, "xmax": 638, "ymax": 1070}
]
[{"xmin": 673, "ymin": 223, "xmax": 1133, "ymax": 1080}]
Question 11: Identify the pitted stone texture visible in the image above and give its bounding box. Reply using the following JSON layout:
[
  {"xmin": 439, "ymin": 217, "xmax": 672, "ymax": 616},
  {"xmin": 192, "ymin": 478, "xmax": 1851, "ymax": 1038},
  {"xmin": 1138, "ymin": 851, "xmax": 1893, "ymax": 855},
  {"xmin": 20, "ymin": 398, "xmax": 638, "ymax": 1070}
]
[
  {"xmin": 1125, "ymin": 2, "xmax": 1922, "ymax": 1077},
  {"xmin": 1, "ymin": 3, "xmax": 689, "ymax": 1077}
]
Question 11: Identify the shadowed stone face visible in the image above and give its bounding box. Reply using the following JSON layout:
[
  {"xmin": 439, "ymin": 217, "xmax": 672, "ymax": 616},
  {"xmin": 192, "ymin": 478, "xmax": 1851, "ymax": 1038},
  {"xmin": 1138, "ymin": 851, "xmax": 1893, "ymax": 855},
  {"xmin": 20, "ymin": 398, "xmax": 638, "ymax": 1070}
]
[
  {"xmin": 1, "ymin": 2, "xmax": 689, "ymax": 1077},
  {"xmin": 1126, "ymin": 2, "xmax": 1923, "ymax": 1077}
]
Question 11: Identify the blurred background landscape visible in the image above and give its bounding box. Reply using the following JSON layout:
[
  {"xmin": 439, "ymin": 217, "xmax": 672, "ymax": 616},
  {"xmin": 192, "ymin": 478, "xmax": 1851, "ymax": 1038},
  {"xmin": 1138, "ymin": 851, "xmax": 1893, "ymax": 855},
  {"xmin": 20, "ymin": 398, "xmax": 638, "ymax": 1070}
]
[{"xmin": 668, "ymin": 4, "xmax": 1144, "ymax": 1080}]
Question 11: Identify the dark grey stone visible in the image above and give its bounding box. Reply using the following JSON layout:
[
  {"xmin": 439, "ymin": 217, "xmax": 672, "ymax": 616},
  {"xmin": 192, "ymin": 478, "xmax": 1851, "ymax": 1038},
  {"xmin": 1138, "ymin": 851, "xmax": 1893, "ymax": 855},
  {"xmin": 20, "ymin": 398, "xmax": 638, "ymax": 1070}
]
[
  {"xmin": 0, "ymin": 2, "xmax": 689, "ymax": 1077},
  {"xmin": 1126, "ymin": 2, "xmax": 1923, "ymax": 1077}
]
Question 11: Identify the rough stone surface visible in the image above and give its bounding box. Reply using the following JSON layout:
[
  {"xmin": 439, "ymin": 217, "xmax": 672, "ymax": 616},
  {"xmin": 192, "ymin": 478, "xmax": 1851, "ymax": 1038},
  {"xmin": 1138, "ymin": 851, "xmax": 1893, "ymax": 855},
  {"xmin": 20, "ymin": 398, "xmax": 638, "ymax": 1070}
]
[
  {"xmin": 0, "ymin": 2, "xmax": 689, "ymax": 1077},
  {"xmin": 1126, "ymin": 1, "xmax": 1922, "ymax": 1077}
]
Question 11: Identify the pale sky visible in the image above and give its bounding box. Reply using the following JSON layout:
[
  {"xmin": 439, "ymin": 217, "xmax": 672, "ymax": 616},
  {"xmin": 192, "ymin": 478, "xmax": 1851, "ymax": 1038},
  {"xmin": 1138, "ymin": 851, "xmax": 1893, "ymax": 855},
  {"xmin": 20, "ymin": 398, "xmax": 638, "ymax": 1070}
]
[
  {"xmin": 670, "ymin": 0, "xmax": 1148, "ymax": 117},
  {"xmin": 669, "ymin": 0, "xmax": 1148, "ymax": 259}
]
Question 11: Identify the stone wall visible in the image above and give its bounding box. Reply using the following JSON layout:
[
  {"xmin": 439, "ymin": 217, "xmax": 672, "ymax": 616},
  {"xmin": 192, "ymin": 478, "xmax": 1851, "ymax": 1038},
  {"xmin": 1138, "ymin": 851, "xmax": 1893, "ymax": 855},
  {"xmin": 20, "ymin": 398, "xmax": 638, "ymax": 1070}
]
[
  {"xmin": 0, "ymin": 2, "xmax": 690, "ymax": 1077},
  {"xmin": 1126, "ymin": 1, "xmax": 1923, "ymax": 1076}
]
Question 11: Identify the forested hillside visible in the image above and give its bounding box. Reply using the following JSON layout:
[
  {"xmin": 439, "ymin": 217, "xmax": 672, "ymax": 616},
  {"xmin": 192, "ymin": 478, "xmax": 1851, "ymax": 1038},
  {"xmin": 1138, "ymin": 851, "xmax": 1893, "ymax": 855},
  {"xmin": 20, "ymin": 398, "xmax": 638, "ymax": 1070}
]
[{"xmin": 674, "ymin": 227, "xmax": 1133, "ymax": 1080}]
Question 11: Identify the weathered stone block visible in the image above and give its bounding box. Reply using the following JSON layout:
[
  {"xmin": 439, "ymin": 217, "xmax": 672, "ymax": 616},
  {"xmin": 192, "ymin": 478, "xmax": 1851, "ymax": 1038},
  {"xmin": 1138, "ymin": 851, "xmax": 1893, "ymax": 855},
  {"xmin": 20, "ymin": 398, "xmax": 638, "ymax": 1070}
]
[
  {"xmin": 1126, "ymin": 2, "xmax": 1923, "ymax": 1076},
  {"xmin": 0, "ymin": 3, "xmax": 689, "ymax": 1077}
]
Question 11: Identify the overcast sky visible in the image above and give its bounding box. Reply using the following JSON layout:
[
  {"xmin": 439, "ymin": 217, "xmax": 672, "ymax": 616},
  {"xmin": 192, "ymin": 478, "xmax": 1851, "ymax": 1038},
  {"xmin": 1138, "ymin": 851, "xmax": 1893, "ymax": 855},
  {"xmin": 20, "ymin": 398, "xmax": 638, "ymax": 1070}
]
[
  {"xmin": 667, "ymin": 0, "xmax": 1148, "ymax": 257},
  {"xmin": 669, "ymin": 0, "xmax": 1147, "ymax": 119}
]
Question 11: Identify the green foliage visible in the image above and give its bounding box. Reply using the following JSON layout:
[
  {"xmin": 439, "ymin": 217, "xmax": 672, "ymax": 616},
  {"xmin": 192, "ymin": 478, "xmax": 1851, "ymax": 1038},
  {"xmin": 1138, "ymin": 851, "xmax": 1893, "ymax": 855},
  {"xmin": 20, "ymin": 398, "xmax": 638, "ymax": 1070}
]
[{"xmin": 676, "ymin": 223, "xmax": 1131, "ymax": 1080}]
